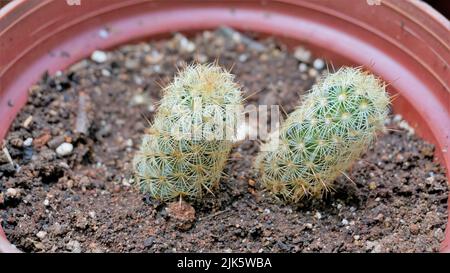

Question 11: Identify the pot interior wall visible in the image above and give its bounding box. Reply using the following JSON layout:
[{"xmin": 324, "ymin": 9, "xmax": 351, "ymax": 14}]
[{"xmin": 0, "ymin": 0, "xmax": 449, "ymax": 251}]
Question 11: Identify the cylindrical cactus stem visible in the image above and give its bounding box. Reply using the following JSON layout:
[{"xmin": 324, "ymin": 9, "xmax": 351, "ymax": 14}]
[
  {"xmin": 133, "ymin": 63, "xmax": 243, "ymax": 201},
  {"xmin": 256, "ymin": 67, "xmax": 390, "ymax": 202}
]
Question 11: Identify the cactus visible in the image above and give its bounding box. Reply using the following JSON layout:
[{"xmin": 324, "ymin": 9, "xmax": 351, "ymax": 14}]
[
  {"xmin": 133, "ymin": 64, "xmax": 243, "ymax": 201},
  {"xmin": 256, "ymin": 67, "xmax": 390, "ymax": 202}
]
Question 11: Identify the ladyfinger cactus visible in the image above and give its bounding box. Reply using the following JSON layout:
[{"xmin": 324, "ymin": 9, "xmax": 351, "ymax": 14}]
[
  {"xmin": 256, "ymin": 67, "xmax": 389, "ymax": 202},
  {"xmin": 133, "ymin": 64, "xmax": 242, "ymax": 201}
]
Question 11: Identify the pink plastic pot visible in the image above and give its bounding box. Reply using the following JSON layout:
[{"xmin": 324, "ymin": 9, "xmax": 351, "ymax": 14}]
[{"xmin": 0, "ymin": 0, "xmax": 449, "ymax": 252}]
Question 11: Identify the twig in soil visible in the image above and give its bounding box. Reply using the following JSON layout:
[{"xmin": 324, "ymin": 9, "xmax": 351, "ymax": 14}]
[
  {"xmin": 75, "ymin": 91, "xmax": 92, "ymax": 135},
  {"xmin": 1, "ymin": 144, "xmax": 18, "ymax": 171},
  {"xmin": 217, "ymin": 26, "xmax": 266, "ymax": 52},
  {"xmin": 359, "ymin": 159, "xmax": 381, "ymax": 170},
  {"xmin": 200, "ymin": 208, "xmax": 231, "ymax": 221}
]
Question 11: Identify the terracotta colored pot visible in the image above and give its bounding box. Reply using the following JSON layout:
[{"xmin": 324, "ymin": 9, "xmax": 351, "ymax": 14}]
[{"xmin": 0, "ymin": 0, "xmax": 449, "ymax": 252}]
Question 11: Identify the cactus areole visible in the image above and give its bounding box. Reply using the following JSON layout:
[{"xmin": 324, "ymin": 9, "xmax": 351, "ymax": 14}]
[
  {"xmin": 257, "ymin": 67, "xmax": 390, "ymax": 202},
  {"xmin": 133, "ymin": 64, "xmax": 243, "ymax": 201}
]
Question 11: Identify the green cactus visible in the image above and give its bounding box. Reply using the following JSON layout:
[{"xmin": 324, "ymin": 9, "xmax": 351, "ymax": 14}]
[
  {"xmin": 133, "ymin": 64, "xmax": 243, "ymax": 201},
  {"xmin": 256, "ymin": 67, "xmax": 390, "ymax": 202}
]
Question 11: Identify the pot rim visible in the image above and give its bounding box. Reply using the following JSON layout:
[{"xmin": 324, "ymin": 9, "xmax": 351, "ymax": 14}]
[{"xmin": 0, "ymin": 0, "xmax": 449, "ymax": 252}]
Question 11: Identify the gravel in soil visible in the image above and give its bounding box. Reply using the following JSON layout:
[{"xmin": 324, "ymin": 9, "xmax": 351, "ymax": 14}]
[{"xmin": 0, "ymin": 29, "xmax": 448, "ymax": 253}]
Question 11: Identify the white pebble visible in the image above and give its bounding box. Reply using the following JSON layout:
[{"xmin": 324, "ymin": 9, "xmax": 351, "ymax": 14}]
[
  {"xmin": 122, "ymin": 178, "xmax": 131, "ymax": 187},
  {"xmin": 313, "ymin": 58, "xmax": 325, "ymax": 70},
  {"xmin": 88, "ymin": 211, "xmax": 96, "ymax": 219},
  {"xmin": 23, "ymin": 138, "xmax": 33, "ymax": 147},
  {"xmin": 341, "ymin": 219, "xmax": 349, "ymax": 225},
  {"xmin": 43, "ymin": 199, "xmax": 50, "ymax": 206},
  {"xmin": 294, "ymin": 46, "xmax": 311, "ymax": 63},
  {"xmin": 179, "ymin": 36, "xmax": 196, "ymax": 53},
  {"xmin": 264, "ymin": 208, "xmax": 271, "ymax": 214},
  {"xmin": 101, "ymin": 69, "xmax": 111, "ymax": 77},
  {"xmin": 98, "ymin": 29, "xmax": 109, "ymax": 39},
  {"xmin": 91, "ymin": 50, "xmax": 108, "ymax": 63},
  {"xmin": 298, "ymin": 63, "xmax": 308, "ymax": 73},
  {"xmin": 337, "ymin": 203, "xmax": 343, "ymax": 209},
  {"xmin": 66, "ymin": 240, "xmax": 82, "ymax": 253},
  {"xmin": 56, "ymin": 142, "xmax": 73, "ymax": 157},
  {"xmin": 125, "ymin": 139, "xmax": 133, "ymax": 147},
  {"xmin": 314, "ymin": 212, "xmax": 322, "ymax": 220},
  {"xmin": 6, "ymin": 188, "xmax": 19, "ymax": 198},
  {"xmin": 36, "ymin": 231, "xmax": 47, "ymax": 239},
  {"xmin": 354, "ymin": 235, "xmax": 360, "ymax": 240},
  {"xmin": 393, "ymin": 114, "xmax": 403, "ymax": 123},
  {"xmin": 238, "ymin": 54, "xmax": 248, "ymax": 62},
  {"xmin": 305, "ymin": 223, "xmax": 313, "ymax": 229}
]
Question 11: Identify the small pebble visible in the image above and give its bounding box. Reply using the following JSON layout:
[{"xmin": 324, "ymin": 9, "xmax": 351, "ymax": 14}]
[
  {"xmin": 308, "ymin": 68, "xmax": 318, "ymax": 77},
  {"xmin": 341, "ymin": 219, "xmax": 349, "ymax": 225},
  {"xmin": 434, "ymin": 228, "xmax": 444, "ymax": 240},
  {"xmin": 10, "ymin": 138, "xmax": 23, "ymax": 148},
  {"xmin": 47, "ymin": 135, "xmax": 65, "ymax": 149},
  {"xmin": 298, "ymin": 63, "xmax": 308, "ymax": 73},
  {"xmin": 393, "ymin": 114, "xmax": 403, "ymax": 123},
  {"xmin": 313, "ymin": 58, "xmax": 325, "ymax": 70},
  {"xmin": 144, "ymin": 237, "xmax": 155, "ymax": 248},
  {"xmin": 88, "ymin": 211, "xmax": 96, "ymax": 219},
  {"xmin": 36, "ymin": 231, "xmax": 47, "ymax": 239},
  {"xmin": 122, "ymin": 178, "xmax": 131, "ymax": 187},
  {"xmin": 314, "ymin": 212, "xmax": 322, "ymax": 220},
  {"xmin": 98, "ymin": 29, "xmax": 109, "ymax": 39},
  {"xmin": 177, "ymin": 35, "xmax": 196, "ymax": 52},
  {"xmin": 294, "ymin": 46, "xmax": 311, "ymax": 63},
  {"xmin": 6, "ymin": 188, "xmax": 19, "ymax": 198},
  {"xmin": 43, "ymin": 199, "xmax": 50, "ymax": 206},
  {"xmin": 22, "ymin": 115, "xmax": 33, "ymax": 128},
  {"xmin": 56, "ymin": 142, "xmax": 73, "ymax": 157},
  {"xmin": 195, "ymin": 54, "xmax": 208, "ymax": 63},
  {"xmin": 305, "ymin": 223, "xmax": 313, "ymax": 229},
  {"xmin": 66, "ymin": 240, "xmax": 82, "ymax": 253},
  {"xmin": 101, "ymin": 69, "xmax": 111, "ymax": 77},
  {"xmin": 125, "ymin": 139, "xmax": 133, "ymax": 147},
  {"xmin": 353, "ymin": 235, "xmax": 360, "ymax": 240},
  {"xmin": 91, "ymin": 50, "xmax": 108, "ymax": 63},
  {"xmin": 23, "ymin": 137, "xmax": 33, "ymax": 147},
  {"xmin": 410, "ymin": 223, "xmax": 419, "ymax": 235},
  {"xmin": 238, "ymin": 54, "xmax": 248, "ymax": 62}
]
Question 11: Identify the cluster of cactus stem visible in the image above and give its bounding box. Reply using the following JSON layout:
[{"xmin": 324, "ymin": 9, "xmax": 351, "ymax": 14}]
[
  {"xmin": 133, "ymin": 63, "xmax": 242, "ymax": 201},
  {"xmin": 256, "ymin": 67, "xmax": 390, "ymax": 202},
  {"xmin": 134, "ymin": 63, "xmax": 389, "ymax": 204}
]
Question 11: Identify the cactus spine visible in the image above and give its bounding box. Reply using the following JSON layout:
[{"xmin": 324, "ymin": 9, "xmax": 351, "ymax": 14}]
[
  {"xmin": 256, "ymin": 67, "xmax": 390, "ymax": 202},
  {"xmin": 133, "ymin": 64, "xmax": 242, "ymax": 201}
]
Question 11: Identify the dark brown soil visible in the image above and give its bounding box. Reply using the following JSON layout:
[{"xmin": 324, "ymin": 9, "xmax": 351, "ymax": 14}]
[{"xmin": 0, "ymin": 29, "xmax": 448, "ymax": 253}]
